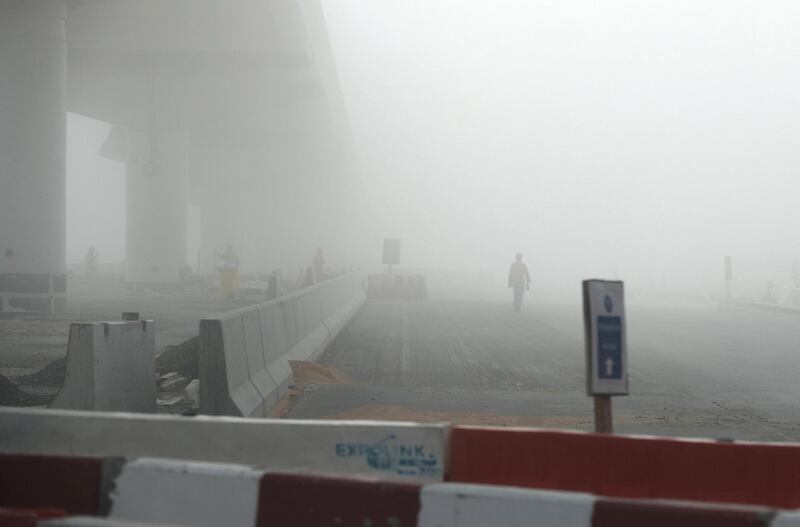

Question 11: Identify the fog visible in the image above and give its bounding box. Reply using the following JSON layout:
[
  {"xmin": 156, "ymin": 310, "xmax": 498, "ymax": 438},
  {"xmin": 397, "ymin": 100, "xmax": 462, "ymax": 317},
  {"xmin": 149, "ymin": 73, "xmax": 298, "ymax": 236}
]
[
  {"xmin": 67, "ymin": 0, "xmax": 800, "ymax": 301},
  {"xmin": 324, "ymin": 0, "xmax": 800, "ymax": 300},
  {"xmin": 7, "ymin": 0, "xmax": 800, "ymax": 442}
]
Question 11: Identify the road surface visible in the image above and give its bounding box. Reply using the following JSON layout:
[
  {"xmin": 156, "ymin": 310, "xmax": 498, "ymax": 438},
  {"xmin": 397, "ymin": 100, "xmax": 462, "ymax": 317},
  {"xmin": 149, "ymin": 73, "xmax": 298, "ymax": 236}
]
[{"xmin": 288, "ymin": 298, "xmax": 800, "ymax": 441}]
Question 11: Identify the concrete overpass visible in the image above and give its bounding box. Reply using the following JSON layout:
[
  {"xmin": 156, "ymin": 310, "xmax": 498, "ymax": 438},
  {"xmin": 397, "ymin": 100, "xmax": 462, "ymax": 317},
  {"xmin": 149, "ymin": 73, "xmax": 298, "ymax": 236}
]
[{"xmin": 0, "ymin": 0, "xmax": 356, "ymax": 311}]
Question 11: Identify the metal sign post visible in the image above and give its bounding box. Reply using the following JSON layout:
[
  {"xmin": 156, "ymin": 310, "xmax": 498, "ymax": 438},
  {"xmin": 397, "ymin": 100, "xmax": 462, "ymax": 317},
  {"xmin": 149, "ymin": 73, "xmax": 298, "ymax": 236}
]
[
  {"xmin": 725, "ymin": 256, "xmax": 733, "ymax": 305},
  {"xmin": 583, "ymin": 279, "xmax": 628, "ymax": 434}
]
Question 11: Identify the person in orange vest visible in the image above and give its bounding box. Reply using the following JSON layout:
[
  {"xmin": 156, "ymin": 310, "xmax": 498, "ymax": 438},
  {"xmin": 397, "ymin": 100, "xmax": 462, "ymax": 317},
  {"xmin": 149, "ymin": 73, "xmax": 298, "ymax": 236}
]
[
  {"xmin": 508, "ymin": 253, "xmax": 531, "ymax": 312},
  {"xmin": 216, "ymin": 245, "xmax": 240, "ymax": 299}
]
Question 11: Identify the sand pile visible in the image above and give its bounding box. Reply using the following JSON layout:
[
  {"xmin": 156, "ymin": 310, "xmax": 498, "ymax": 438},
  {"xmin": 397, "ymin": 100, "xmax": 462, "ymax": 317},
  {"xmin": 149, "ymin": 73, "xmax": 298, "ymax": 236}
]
[{"xmin": 289, "ymin": 361, "xmax": 352, "ymax": 386}]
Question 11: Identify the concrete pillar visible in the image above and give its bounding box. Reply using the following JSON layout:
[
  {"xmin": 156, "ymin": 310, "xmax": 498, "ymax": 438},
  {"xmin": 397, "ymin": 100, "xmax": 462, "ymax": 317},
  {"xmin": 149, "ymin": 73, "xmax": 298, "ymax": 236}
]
[
  {"xmin": 0, "ymin": 0, "xmax": 67, "ymax": 312},
  {"xmin": 190, "ymin": 143, "xmax": 248, "ymax": 275},
  {"xmin": 125, "ymin": 130, "xmax": 188, "ymax": 284}
]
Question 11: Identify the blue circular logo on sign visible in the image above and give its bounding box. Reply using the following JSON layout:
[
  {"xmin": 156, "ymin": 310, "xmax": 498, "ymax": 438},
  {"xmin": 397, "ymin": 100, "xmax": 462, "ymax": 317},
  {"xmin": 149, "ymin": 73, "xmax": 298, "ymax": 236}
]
[{"xmin": 604, "ymin": 295, "xmax": 613, "ymax": 313}]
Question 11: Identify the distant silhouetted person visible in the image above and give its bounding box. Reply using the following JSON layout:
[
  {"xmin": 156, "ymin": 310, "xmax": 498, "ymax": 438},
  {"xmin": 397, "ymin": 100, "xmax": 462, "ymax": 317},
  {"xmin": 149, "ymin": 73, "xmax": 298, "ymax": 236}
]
[
  {"xmin": 313, "ymin": 248, "xmax": 325, "ymax": 282},
  {"xmin": 84, "ymin": 246, "xmax": 99, "ymax": 276},
  {"xmin": 508, "ymin": 253, "xmax": 531, "ymax": 312}
]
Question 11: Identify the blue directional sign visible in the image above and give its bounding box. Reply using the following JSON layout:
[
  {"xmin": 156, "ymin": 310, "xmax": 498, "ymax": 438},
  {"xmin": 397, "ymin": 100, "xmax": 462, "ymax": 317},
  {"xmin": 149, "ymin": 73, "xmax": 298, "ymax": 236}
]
[
  {"xmin": 583, "ymin": 280, "xmax": 628, "ymax": 395},
  {"xmin": 597, "ymin": 316, "xmax": 622, "ymax": 379}
]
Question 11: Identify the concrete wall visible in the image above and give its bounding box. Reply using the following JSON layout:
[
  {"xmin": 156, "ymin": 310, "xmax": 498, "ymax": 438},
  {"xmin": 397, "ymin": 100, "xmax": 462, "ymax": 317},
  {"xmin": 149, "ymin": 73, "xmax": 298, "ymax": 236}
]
[
  {"xmin": 200, "ymin": 272, "xmax": 365, "ymax": 417},
  {"xmin": 0, "ymin": 407, "xmax": 447, "ymax": 482},
  {"xmin": 51, "ymin": 320, "xmax": 156, "ymax": 413}
]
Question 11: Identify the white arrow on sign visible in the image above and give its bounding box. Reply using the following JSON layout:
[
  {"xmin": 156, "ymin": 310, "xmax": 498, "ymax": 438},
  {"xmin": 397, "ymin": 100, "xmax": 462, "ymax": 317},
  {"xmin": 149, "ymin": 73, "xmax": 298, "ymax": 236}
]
[{"xmin": 604, "ymin": 357, "xmax": 615, "ymax": 376}]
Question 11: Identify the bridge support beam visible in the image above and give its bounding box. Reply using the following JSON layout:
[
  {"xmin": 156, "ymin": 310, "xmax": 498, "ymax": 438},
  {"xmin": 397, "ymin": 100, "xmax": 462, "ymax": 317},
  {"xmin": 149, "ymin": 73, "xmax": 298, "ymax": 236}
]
[{"xmin": 0, "ymin": 0, "xmax": 67, "ymax": 312}]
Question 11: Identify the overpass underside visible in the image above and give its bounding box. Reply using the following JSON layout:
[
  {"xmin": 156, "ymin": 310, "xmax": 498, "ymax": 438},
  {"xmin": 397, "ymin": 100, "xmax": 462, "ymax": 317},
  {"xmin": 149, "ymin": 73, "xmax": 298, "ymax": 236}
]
[{"xmin": 0, "ymin": 0, "xmax": 357, "ymax": 311}]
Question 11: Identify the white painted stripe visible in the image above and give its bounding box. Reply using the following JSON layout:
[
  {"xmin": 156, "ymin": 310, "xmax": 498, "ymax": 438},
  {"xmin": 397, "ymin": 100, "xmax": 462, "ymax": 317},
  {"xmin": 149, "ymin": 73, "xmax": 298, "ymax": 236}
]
[
  {"xmin": 107, "ymin": 458, "xmax": 263, "ymax": 527},
  {"xmin": 418, "ymin": 483, "xmax": 595, "ymax": 527},
  {"xmin": 772, "ymin": 512, "xmax": 800, "ymax": 526}
]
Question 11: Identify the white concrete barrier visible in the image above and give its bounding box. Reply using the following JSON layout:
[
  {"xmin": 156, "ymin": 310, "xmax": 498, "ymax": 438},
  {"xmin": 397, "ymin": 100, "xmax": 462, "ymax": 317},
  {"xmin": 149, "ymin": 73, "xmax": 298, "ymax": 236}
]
[
  {"xmin": 418, "ymin": 484, "xmax": 596, "ymax": 527},
  {"xmin": 107, "ymin": 458, "xmax": 263, "ymax": 527},
  {"xmin": 0, "ymin": 407, "xmax": 446, "ymax": 482},
  {"xmin": 51, "ymin": 320, "xmax": 156, "ymax": 413},
  {"xmin": 321, "ymin": 272, "xmax": 366, "ymax": 337},
  {"xmin": 199, "ymin": 273, "xmax": 365, "ymax": 417}
]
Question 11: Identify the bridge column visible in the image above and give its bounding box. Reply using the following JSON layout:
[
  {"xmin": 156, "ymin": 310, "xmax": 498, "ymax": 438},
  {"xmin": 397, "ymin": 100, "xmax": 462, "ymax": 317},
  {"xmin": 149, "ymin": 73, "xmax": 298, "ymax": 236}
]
[
  {"xmin": 0, "ymin": 0, "xmax": 67, "ymax": 312},
  {"xmin": 125, "ymin": 130, "xmax": 189, "ymax": 284}
]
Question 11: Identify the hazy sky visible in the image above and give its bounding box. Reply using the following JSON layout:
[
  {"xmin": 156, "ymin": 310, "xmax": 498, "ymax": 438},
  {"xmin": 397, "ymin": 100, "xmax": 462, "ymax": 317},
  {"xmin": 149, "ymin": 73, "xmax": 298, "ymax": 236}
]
[
  {"xmin": 66, "ymin": 1, "xmax": 800, "ymax": 298},
  {"xmin": 322, "ymin": 0, "xmax": 800, "ymax": 296},
  {"xmin": 66, "ymin": 113, "xmax": 125, "ymax": 264}
]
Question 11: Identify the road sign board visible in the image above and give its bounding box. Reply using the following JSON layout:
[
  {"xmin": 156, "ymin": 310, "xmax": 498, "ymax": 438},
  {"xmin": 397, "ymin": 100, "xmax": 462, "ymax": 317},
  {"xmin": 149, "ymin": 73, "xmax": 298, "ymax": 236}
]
[
  {"xmin": 583, "ymin": 279, "xmax": 628, "ymax": 396},
  {"xmin": 382, "ymin": 239, "xmax": 401, "ymax": 266}
]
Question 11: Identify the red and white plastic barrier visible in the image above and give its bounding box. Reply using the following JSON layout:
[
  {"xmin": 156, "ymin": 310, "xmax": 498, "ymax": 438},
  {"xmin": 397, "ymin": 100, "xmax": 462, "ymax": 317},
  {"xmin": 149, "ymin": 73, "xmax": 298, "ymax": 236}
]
[
  {"xmin": 3, "ymin": 453, "xmax": 800, "ymax": 527},
  {"xmin": 105, "ymin": 459, "xmax": 422, "ymax": 527},
  {"xmin": 418, "ymin": 484, "xmax": 595, "ymax": 526},
  {"xmin": 592, "ymin": 498, "xmax": 773, "ymax": 527},
  {"xmin": 258, "ymin": 472, "xmax": 421, "ymax": 526},
  {"xmin": 0, "ymin": 453, "xmax": 108, "ymax": 516},
  {"xmin": 418, "ymin": 484, "xmax": 788, "ymax": 527},
  {"xmin": 448, "ymin": 426, "xmax": 800, "ymax": 508},
  {"xmin": 39, "ymin": 519, "xmax": 181, "ymax": 526},
  {"xmin": 0, "ymin": 508, "xmax": 64, "ymax": 527},
  {"xmin": 106, "ymin": 458, "xmax": 263, "ymax": 526},
  {"xmin": 6, "ymin": 410, "xmax": 800, "ymax": 525}
]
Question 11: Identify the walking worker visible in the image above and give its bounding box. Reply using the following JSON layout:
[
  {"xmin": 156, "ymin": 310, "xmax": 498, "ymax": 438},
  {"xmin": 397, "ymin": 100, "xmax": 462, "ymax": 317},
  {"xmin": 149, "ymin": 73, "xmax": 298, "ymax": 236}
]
[
  {"xmin": 84, "ymin": 246, "xmax": 99, "ymax": 276},
  {"xmin": 508, "ymin": 253, "xmax": 531, "ymax": 312}
]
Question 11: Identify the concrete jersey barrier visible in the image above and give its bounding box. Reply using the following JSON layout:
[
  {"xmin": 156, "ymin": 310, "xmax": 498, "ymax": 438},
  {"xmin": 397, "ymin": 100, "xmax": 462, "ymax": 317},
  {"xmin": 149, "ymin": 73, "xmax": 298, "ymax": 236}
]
[
  {"xmin": 0, "ymin": 408, "xmax": 447, "ymax": 482},
  {"xmin": 51, "ymin": 321, "xmax": 156, "ymax": 413},
  {"xmin": 199, "ymin": 272, "xmax": 365, "ymax": 417}
]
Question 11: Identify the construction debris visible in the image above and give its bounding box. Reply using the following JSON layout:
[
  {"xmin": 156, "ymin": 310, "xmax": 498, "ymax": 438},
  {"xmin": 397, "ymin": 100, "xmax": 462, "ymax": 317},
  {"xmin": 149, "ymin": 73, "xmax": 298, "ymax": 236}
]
[
  {"xmin": 155, "ymin": 336, "xmax": 199, "ymax": 379},
  {"xmin": 0, "ymin": 373, "xmax": 50, "ymax": 406}
]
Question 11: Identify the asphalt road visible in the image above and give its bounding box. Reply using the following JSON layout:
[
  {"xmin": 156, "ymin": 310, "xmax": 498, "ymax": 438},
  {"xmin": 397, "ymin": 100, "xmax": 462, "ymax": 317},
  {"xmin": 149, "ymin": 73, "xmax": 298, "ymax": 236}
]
[{"xmin": 289, "ymin": 298, "xmax": 800, "ymax": 442}]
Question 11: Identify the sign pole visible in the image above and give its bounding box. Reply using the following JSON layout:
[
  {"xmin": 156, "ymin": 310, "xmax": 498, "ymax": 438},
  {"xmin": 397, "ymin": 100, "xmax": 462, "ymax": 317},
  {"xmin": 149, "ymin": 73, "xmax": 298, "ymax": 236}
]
[
  {"xmin": 593, "ymin": 395, "xmax": 613, "ymax": 434},
  {"xmin": 724, "ymin": 256, "xmax": 733, "ymax": 305},
  {"xmin": 583, "ymin": 279, "xmax": 628, "ymax": 436}
]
